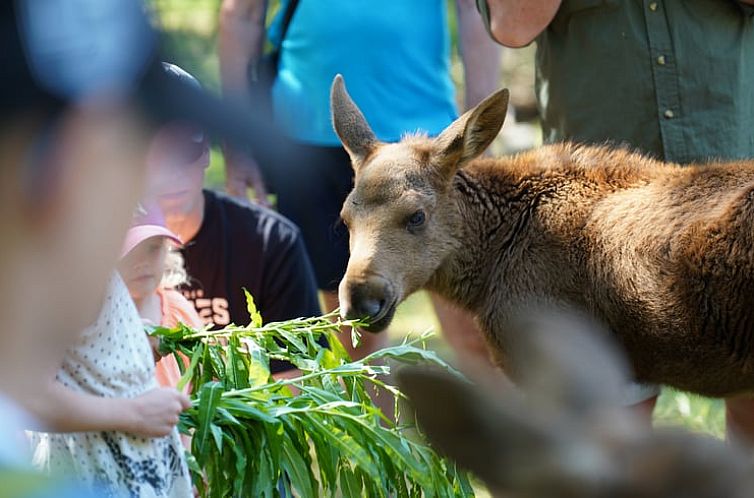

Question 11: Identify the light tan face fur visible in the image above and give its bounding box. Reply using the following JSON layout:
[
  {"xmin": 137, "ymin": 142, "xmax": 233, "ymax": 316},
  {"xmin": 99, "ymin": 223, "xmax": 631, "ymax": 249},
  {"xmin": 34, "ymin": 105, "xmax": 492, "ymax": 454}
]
[
  {"xmin": 330, "ymin": 75, "xmax": 508, "ymax": 330},
  {"xmin": 338, "ymin": 142, "xmax": 462, "ymax": 328}
]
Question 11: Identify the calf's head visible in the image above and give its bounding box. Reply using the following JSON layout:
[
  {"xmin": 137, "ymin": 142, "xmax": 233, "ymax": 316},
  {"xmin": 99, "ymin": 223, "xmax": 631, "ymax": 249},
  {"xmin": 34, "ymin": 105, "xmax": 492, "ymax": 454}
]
[{"xmin": 330, "ymin": 75, "xmax": 509, "ymax": 330}]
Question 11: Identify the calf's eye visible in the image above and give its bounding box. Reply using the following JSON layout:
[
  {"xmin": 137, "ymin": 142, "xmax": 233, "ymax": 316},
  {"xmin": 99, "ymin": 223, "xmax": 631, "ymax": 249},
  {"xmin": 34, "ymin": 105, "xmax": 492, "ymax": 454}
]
[{"xmin": 407, "ymin": 210, "xmax": 426, "ymax": 232}]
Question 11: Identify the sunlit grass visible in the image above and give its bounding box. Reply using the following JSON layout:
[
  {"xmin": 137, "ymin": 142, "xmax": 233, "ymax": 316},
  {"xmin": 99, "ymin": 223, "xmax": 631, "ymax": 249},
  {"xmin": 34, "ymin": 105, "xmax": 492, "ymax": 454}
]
[{"xmin": 655, "ymin": 389, "xmax": 725, "ymax": 439}]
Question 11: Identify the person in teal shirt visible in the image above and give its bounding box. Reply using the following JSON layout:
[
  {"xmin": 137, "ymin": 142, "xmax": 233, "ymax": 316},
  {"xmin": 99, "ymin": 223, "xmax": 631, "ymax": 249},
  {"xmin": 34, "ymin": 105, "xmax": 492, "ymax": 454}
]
[
  {"xmin": 268, "ymin": 1, "xmax": 458, "ymax": 145},
  {"xmin": 219, "ymin": 0, "xmax": 502, "ymax": 386}
]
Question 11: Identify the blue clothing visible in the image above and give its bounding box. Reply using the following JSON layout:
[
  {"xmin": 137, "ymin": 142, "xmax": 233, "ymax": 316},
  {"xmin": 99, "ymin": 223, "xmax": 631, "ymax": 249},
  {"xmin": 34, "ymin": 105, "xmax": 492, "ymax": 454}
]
[{"xmin": 270, "ymin": 0, "xmax": 458, "ymax": 145}]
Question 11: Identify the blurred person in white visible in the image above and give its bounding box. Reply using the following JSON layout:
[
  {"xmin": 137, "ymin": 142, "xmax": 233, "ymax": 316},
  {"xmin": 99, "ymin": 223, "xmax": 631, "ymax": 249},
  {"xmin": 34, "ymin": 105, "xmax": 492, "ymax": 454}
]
[
  {"xmin": 26, "ymin": 271, "xmax": 194, "ymax": 498},
  {"xmin": 0, "ymin": 0, "xmax": 151, "ymax": 464},
  {"xmin": 0, "ymin": 2, "xmax": 154, "ymax": 497},
  {"xmin": 1, "ymin": 1, "xmax": 283, "ymax": 496},
  {"xmin": 9, "ymin": 4, "xmax": 194, "ymax": 497}
]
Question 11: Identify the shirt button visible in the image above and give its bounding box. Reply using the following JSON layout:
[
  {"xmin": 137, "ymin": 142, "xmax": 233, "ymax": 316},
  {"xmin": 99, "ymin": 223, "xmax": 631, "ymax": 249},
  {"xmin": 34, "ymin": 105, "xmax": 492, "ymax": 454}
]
[
  {"xmin": 664, "ymin": 109, "xmax": 675, "ymax": 119},
  {"xmin": 657, "ymin": 55, "xmax": 666, "ymax": 65},
  {"xmin": 649, "ymin": 2, "xmax": 658, "ymax": 10}
]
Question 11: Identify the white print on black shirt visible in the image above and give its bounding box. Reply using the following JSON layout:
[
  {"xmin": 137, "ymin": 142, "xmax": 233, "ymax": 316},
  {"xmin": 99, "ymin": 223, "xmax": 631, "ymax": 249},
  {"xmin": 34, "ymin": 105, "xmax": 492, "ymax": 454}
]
[{"xmin": 181, "ymin": 288, "xmax": 230, "ymax": 327}]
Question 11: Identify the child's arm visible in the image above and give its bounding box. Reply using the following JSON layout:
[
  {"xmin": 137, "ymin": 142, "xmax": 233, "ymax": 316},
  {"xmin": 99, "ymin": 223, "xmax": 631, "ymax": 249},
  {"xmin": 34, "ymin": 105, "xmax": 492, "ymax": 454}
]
[{"xmin": 26, "ymin": 381, "xmax": 191, "ymax": 437}]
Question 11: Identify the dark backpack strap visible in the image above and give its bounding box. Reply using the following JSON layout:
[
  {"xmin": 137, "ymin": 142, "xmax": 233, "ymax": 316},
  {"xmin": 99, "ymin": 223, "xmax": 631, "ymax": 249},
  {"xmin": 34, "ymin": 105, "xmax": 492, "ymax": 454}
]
[
  {"xmin": 247, "ymin": 0, "xmax": 300, "ymax": 109},
  {"xmin": 276, "ymin": 0, "xmax": 300, "ymax": 47}
]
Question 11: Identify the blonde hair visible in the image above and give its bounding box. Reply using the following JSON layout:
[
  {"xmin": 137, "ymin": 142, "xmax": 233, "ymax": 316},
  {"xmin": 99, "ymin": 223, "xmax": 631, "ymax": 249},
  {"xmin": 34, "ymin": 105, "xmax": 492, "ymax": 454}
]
[{"xmin": 161, "ymin": 246, "xmax": 188, "ymax": 289}]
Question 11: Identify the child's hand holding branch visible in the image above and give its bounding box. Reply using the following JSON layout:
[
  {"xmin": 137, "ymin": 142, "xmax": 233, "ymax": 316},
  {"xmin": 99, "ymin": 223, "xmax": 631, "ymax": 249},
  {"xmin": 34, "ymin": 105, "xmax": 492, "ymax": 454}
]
[
  {"xmin": 125, "ymin": 387, "xmax": 192, "ymax": 437},
  {"xmin": 28, "ymin": 381, "xmax": 191, "ymax": 438}
]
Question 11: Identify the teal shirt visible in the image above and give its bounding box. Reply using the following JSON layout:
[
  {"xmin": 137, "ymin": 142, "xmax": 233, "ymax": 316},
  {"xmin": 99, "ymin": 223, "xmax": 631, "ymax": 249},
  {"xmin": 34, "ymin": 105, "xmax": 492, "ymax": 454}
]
[
  {"xmin": 270, "ymin": 0, "xmax": 458, "ymax": 145},
  {"xmin": 536, "ymin": 0, "xmax": 754, "ymax": 164}
]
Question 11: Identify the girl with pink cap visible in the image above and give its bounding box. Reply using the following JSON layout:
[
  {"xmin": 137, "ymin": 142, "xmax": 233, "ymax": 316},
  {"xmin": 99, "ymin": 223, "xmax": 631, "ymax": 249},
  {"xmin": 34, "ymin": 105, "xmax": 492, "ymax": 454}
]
[
  {"xmin": 28, "ymin": 204, "xmax": 199, "ymax": 497},
  {"xmin": 28, "ymin": 267, "xmax": 194, "ymax": 497},
  {"xmin": 118, "ymin": 202, "xmax": 203, "ymax": 391}
]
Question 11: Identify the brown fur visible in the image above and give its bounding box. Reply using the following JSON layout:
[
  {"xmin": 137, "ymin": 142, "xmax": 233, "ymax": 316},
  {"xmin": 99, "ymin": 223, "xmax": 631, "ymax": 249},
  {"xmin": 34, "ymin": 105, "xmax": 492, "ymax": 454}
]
[{"xmin": 331, "ymin": 75, "xmax": 754, "ymax": 397}]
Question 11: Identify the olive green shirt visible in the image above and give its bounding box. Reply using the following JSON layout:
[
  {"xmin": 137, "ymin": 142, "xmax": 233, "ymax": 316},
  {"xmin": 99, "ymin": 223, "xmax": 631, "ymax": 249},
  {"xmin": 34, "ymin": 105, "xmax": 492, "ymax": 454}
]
[{"xmin": 536, "ymin": 0, "xmax": 754, "ymax": 164}]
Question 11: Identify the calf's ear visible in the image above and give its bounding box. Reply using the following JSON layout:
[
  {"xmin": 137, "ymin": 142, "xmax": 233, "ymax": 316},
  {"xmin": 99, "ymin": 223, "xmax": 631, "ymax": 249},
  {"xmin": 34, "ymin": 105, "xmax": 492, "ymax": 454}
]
[
  {"xmin": 433, "ymin": 88, "xmax": 509, "ymax": 180},
  {"xmin": 330, "ymin": 75, "xmax": 378, "ymax": 172}
]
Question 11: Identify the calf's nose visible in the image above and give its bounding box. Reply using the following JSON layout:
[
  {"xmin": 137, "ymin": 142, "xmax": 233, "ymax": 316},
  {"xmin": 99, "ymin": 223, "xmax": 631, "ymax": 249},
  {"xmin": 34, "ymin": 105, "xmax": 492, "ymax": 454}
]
[{"xmin": 339, "ymin": 276, "xmax": 392, "ymax": 322}]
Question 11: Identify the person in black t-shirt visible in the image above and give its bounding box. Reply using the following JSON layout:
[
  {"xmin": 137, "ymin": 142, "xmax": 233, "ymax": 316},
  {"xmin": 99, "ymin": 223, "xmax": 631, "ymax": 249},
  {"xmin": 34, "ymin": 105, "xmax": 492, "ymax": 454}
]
[
  {"xmin": 146, "ymin": 64, "xmax": 321, "ymax": 374},
  {"xmin": 178, "ymin": 189, "xmax": 321, "ymax": 374},
  {"xmin": 179, "ymin": 189, "xmax": 320, "ymax": 329}
]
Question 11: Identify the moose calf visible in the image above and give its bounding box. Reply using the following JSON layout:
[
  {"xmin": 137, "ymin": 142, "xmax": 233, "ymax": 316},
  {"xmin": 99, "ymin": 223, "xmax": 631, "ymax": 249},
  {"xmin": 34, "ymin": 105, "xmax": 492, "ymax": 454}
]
[{"xmin": 330, "ymin": 75, "xmax": 754, "ymax": 398}]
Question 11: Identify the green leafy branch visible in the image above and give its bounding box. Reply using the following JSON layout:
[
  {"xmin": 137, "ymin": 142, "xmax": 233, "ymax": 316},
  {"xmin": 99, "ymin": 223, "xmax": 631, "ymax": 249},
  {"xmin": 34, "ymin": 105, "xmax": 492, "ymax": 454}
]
[{"xmin": 151, "ymin": 296, "xmax": 473, "ymax": 498}]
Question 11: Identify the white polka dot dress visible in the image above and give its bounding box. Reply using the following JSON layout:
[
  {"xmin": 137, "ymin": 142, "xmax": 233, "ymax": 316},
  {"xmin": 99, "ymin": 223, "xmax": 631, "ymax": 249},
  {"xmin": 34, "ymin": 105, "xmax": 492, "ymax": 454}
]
[{"xmin": 28, "ymin": 274, "xmax": 192, "ymax": 498}]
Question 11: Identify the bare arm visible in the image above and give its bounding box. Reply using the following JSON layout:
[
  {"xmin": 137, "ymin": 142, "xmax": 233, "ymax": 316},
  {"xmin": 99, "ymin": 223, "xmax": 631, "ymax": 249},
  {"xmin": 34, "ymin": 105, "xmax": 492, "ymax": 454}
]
[
  {"xmin": 218, "ymin": 0, "xmax": 268, "ymax": 102},
  {"xmin": 26, "ymin": 381, "xmax": 190, "ymax": 437},
  {"xmin": 218, "ymin": 0, "xmax": 271, "ymax": 202},
  {"xmin": 483, "ymin": 0, "xmax": 562, "ymax": 47},
  {"xmin": 456, "ymin": 0, "xmax": 503, "ymax": 109}
]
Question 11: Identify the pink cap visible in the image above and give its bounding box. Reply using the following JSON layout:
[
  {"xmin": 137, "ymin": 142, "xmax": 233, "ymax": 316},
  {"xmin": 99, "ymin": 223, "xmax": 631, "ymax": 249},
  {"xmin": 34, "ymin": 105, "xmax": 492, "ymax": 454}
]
[{"xmin": 121, "ymin": 202, "xmax": 182, "ymax": 258}]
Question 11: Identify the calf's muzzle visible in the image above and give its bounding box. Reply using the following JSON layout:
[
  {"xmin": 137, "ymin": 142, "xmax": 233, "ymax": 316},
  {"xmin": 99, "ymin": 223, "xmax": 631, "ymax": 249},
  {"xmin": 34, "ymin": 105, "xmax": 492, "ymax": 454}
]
[{"xmin": 339, "ymin": 274, "xmax": 396, "ymax": 332}]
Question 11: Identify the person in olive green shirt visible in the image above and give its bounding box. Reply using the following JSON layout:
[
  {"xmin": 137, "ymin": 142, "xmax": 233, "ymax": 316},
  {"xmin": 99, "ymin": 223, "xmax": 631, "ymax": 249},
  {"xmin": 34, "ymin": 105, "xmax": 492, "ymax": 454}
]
[
  {"xmin": 476, "ymin": 0, "xmax": 754, "ymax": 445},
  {"xmin": 481, "ymin": 0, "xmax": 754, "ymax": 163}
]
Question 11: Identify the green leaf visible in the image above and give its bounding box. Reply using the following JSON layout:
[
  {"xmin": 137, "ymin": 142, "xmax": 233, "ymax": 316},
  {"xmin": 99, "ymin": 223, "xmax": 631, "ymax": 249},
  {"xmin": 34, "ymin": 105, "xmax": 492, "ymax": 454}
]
[
  {"xmin": 184, "ymin": 452, "xmax": 202, "ymax": 481},
  {"xmin": 254, "ymin": 423, "xmax": 279, "ymax": 471},
  {"xmin": 365, "ymin": 343, "xmax": 464, "ymax": 376},
  {"xmin": 252, "ymin": 444, "xmax": 276, "ymax": 497},
  {"xmin": 210, "ymin": 423, "xmax": 224, "ymax": 453},
  {"xmin": 275, "ymin": 327, "xmax": 307, "ymax": 354},
  {"xmin": 214, "ymin": 406, "xmax": 242, "ymax": 427},
  {"xmin": 195, "ymin": 381, "xmax": 224, "ymax": 463},
  {"xmin": 243, "ymin": 288, "xmax": 263, "ymax": 328},
  {"xmin": 245, "ymin": 339, "xmax": 272, "ymax": 386},
  {"xmin": 325, "ymin": 330, "xmax": 352, "ymax": 362},
  {"xmin": 358, "ymin": 466, "xmax": 385, "ymax": 498},
  {"xmin": 226, "ymin": 335, "xmax": 250, "ymax": 390},
  {"xmin": 339, "ymin": 465, "xmax": 362, "ymax": 497},
  {"xmin": 307, "ymin": 414, "xmax": 378, "ymax": 478},
  {"xmin": 177, "ymin": 342, "xmax": 203, "ymax": 392},
  {"xmin": 281, "ymin": 430, "xmax": 317, "ymax": 498},
  {"xmin": 316, "ymin": 347, "xmax": 340, "ymax": 370},
  {"xmin": 199, "ymin": 344, "xmax": 215, "ymax": 388},
  {"xmin": 311, "ymin": 428, "xmax": 339, "ymax": 492},
  {"xmin": 221, "ymin": 398, "xmax": 277, "ymax": 424},
  {"xmin": 288, "ymin": 357, "xmax": 319, "ymax": 372},
  {"xmin": 208, "ymin": 346, "xmax": 226, "ymax": 381},
  {"xmin": 351, "ymin": 326, "xmax": 362, "ymax": 348},
  {"xmin": 226, "ymin": 429, "xmax": 247, "ymax": 496}
]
